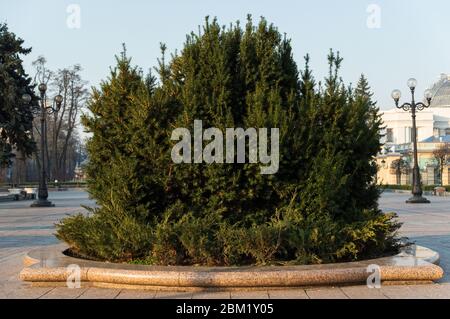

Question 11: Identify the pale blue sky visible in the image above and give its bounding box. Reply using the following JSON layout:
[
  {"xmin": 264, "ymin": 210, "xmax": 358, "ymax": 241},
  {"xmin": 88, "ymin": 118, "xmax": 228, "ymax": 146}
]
[{"xmin": 1, "ymin": 0, "xmax": 450, "ymax": 109}]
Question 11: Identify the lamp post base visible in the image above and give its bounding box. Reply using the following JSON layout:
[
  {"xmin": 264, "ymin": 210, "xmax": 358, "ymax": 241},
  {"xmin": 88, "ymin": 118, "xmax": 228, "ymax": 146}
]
[
  {"xmin": 30, "ymin": 199, "xmax": 55, "ymax": 207},
  {"xmin": 406, "ymin": 195, "xmax": 430, "ymax": 204}
]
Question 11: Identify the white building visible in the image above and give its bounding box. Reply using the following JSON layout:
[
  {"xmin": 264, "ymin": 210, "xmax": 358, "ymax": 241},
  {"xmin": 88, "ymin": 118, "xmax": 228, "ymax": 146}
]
[
  {"xmin": 382, "ymin": 74, "xmax": 450, "ymax": 149},
  {"xmin": 378, "ymin": 74, "xmax": 450, "ymax": 185}
]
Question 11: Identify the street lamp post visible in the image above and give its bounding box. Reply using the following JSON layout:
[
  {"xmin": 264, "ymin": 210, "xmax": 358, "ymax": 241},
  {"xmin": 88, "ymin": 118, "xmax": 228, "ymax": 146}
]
[
  {"xmin": 391, "ymin": 78, "xmax": 433, "ymax": 204},
  {"xmin": 25, "ymin": 84, "xmax": 63, "ymax": 207}
]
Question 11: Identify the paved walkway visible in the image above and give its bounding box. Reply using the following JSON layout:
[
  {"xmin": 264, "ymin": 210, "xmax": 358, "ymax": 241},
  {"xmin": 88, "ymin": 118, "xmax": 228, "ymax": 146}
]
[
  {"xmin": 0, "ymin": 190, "xmax": 449, "ymax": 299},
  {"xmin": 380, "ymin": 191, "xmax": 450, "ymax": 283}
]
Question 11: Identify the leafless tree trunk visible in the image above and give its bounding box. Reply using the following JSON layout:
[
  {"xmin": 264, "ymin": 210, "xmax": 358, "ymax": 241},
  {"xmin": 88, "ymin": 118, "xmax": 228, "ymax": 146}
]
[
  {"xmin": 53, "ymin": 65, "xmax": 87, "ymax": 180},
  {"xmin": 30, "ymin": 57, "xmax": 88, "ymax": 182}
]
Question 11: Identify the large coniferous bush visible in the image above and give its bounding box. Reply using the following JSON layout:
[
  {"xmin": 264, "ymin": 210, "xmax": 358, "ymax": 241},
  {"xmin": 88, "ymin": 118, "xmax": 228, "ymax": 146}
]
[
  {"xmin": 56, "ymin": 17, "xmax": 401, "ymax": 265},
  {"xmin": 0, "ymin": 23, "xmax": 37, "ymax": 166}
]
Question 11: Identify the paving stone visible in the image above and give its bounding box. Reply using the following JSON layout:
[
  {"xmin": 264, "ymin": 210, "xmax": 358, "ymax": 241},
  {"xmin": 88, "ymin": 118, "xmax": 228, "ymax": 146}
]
[
  {"xmin": 5, "ymin": 286, "xmax": 54, "ymax": 299},
  {"xmin": 340, "ymin": 285, "xmax": 387, "ymax": 299},
  {"xmin": 0, "ymin": 191, "xmax": 95, "ymax": 299},
  {"xmin": 231, "ymin": 291, "xmax": 269, "ymax": 299},
  {"xmin": 413, "ymin": 284, "xmax": 450, "ymax": 299},
  {"xmin": 77, "ymin": 287, "xmax": 121, "ymax": 299},
  {"xmin": 192, "ymin": 291, "xmax": 231, "ymax": 299},
  {"xmin": 381, "ymin": 284, "xmax": 450, "ymax": 299},
  {"xmin": 115, "ymin": 289, "xmax": 157, "ymax": 299},
  {"xmin": 305, "ymin": 287, "xmax": 349, "ymax": 299},
  {"xmin": 379, "ymin": 193, "xmax": 450, "ymax": 284},
  {"xmin": 268, "ymin": 289, "xmax": 309, "ymax": 299},
  {"xmin": 39, "ymin": 287, "xmax": 88, "ymax": 299},
  {"xmin": 154, "ymin": 291, "xmax": 193, "ymax": 299}
]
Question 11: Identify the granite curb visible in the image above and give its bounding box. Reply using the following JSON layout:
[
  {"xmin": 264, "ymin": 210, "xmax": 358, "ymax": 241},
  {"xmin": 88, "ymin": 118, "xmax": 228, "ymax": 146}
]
[{"xmin": 19, "ymin": 244, "xmax": 443, "ymax": 291}]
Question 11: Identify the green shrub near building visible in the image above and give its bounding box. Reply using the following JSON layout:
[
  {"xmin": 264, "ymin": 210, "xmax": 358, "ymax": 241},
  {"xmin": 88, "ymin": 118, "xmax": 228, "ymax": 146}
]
[
  {"xmin": 56, "ymin": 16, "xmax": 401, "ymax": 266},
  {"xmin": 381, "ymin": 184, "xmax": 450, "ymax": 192}
]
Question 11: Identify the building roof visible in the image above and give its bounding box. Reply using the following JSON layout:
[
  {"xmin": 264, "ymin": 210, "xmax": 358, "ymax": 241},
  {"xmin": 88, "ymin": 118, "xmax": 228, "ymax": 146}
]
[
  {"xmin": 429, "ymin": 74, "xmax": 450, "ymax": 108},
  {"xmin": 420, "ymin": 135, "xmax": 450, "ymax": 143}
]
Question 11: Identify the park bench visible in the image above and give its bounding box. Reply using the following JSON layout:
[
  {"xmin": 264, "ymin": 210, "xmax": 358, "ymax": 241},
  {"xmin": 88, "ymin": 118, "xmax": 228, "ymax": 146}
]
[
  {"xmin": 6, "ymin": 188, "xmax": 37, "ymax": 200},
  {"xmin": 8, "ymin": 188, "xmax": 26, "ymax": 200},
  {"xmin": 0, "ymin": 193, "xmax": 16, "ymax": 202},
  {"xmin": 23, "ymin": 188, "xmax": 37, "ymax": 199}
]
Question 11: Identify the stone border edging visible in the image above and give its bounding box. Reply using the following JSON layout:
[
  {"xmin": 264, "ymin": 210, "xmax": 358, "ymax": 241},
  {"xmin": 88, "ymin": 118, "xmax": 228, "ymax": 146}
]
[{"xmin": 19, "ymin": 244, "xmax": 444, "ymax": 290}]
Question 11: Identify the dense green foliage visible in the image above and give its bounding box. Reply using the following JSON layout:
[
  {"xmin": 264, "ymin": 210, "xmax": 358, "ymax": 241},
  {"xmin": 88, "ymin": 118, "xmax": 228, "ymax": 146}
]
[
  {"xmin": 0, "ymin": 23, "xmax": 37, "ymax": 167},
  {"xmin": 381, "ymin": 184, "xmax": 450, "ymax": 192},
  {"xmin": 56, "ymin": 17, "xmax": 401, "ymax": 265}
]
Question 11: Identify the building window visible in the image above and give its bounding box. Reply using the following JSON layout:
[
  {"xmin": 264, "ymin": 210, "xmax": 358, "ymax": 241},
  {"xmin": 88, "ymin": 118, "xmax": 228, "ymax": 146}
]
[
  {"xmin": 434, "ymin": 128, "xmax": 440, "ymax": 137},
  {"xmin": 405, "ymin": 127, "xmax": 411, "ymax": 143},
  {"xmin": 406, "ymin": 127, "xmax": 418, "ymax": 142},
  {"xmin": 386, "ymin": 128, "xmax": 394, "ymax": 143},
  {"xmin": 445, "ymin": 128, "xmax": 450, "ymax": 136}
]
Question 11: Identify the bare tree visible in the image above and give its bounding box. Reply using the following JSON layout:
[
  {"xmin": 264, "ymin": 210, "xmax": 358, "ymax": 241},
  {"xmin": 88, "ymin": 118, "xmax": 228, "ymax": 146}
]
[
  {"xmin": 433, "ymin": 144, "xmax": 450, "ymax": 186},
  {"xmin": 48, "ymin": 65, "xmax": 88, "ymax": 180},
  {"xmin": 390, "ymin": 158, "xmax": 409, "ymax": 185},
  {"xmin": 32, "ymin": 56, "xmax": 53, "ymax": 86},
  {"xmin": 30, "ymin": 57, "xmax": 88, "ymax": 182}
]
